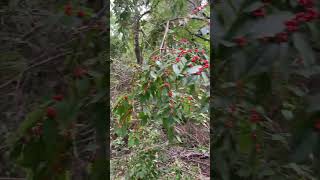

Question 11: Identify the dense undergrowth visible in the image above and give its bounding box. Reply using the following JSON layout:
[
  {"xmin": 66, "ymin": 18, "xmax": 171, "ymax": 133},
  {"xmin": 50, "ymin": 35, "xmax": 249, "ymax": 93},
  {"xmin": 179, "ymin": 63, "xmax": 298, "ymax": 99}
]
[{"xmin": 110, "ymin": 0, "xmax": 210, "ymax": 179}]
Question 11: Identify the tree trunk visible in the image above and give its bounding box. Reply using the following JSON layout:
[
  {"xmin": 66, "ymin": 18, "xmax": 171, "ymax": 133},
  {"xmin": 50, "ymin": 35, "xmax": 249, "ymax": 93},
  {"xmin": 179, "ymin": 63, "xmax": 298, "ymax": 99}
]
[{"xmin": 134, "ymin": 13, "xmax": 143, "ymax": 65}]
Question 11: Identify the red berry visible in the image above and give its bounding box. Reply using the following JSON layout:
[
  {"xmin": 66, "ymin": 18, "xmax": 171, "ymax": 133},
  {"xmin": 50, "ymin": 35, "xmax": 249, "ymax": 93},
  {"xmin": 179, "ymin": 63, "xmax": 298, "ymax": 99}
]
[
  {"xmin": 176, "ymin": 57, "xmax": 180, "ymax": 62},
  {"xmin": 64, "ymin": 4, "xmax": 72, "ymax": 16},
  {"xmin": 73, "ymin": 67, "xmax": 87, "ymax": 78},
  {"xmin": 304, "ymin": 8, "xmax": 319, "ymax": 21},
  {"xmin": 124, "ymin": 96, "xmax": 128, "ymax": 100},
  {"xmin": 296, "ymin": 57, "xmax": 304, "ymax": 65},
  {"xmin": 255, "ymin": 144, "xmax": 261, "ymax": 153},
  {"xmin": 31, "ymin": 124, "xmax": 43, "ymax": 136},
  {"xmin": 77, "ymin": 10, "xmax": 85, "ymax": 17},
  {"xmin": 53, "ymin": 94, "xmax": 64, "ymax": 101},
  {"xmin": 284, "ymin": 20, "xmax": 299, "ymax": 32},
  {"xmin": 168, "ymin": 91, "xmax": 173, "ymax": 97},
  {"xmin": 236, "ymin": 80, "xmax": 243, "ymax": 89},
  {"xmin": 224, "ymin": 120, "xmax": 234, "ymax": 128},
  {"xmin": 180, "ymin": 39, "xmax": 188, "ymax": 43},
  {"xmin": 228, "ymin": 104, "xmax": 237, "ymax": 113},
  {"xmin": 298, "ymin": 0, "xmax": 314, "ymax": 7},
  {"xmin": 294, "ymin": 12, "xmax": 307, "ymax": 22},
  {"xmin": 314, "ymin": 120, "xmax": 320, "ymax": 131},
  {"xmin": 252, "ymin": 7, "xmax": 266, "ymax": 17},
  {"xmin": 275, "ymin": 32, "xmax": 288, "ymax": 43},
  {"xmin": 191, "ymin": 55, "xmax": 200, "ymax": 62},
  {"xmin": 47, "ymin": 107, "xmax": 57, "ymax": 119},
  {"xmin": 251, "ymin": 132, "xmax": 257, "ymax": 140},
  {"xmin": 250, "ymin": 109, "xmax": 261, "ymax": 123},
  {"xmin": 233, "ymin": 37, "xmax": 247, "ymax": 47},
  {"xmin": 258, "ymin": 36, "xmax": 272, "ymax": 43},
  {"xmin": 164, "ymin": 82, "xmax": 170, "ymax": 88}
]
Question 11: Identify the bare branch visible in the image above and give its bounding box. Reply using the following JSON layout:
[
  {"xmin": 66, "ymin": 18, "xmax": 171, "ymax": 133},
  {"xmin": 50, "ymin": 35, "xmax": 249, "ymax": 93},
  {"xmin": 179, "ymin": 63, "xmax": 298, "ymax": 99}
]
[
  {"xmin": 139, "ymin": 10, "xmax": 151, "ymax": 20},
  {"xmin": 185, "ymin": 28, "xmax": 209, "ymax": 42}
]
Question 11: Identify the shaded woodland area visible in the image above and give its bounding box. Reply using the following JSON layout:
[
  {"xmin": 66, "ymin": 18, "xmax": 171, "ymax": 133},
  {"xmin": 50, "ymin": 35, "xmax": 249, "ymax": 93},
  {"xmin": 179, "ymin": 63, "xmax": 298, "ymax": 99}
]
[{"xmin": 1, "ymin": 0, "xmax": 320, "ymax": 180}]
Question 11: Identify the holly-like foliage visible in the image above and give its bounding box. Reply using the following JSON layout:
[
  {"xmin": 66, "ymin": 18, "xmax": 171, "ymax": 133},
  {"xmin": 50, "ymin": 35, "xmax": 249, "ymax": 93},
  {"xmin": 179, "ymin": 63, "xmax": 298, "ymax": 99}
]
[
  {"xmin": 113, "ymin": 38, "xmax": 210, "ymax": 144},
  {"xmin": 5, "ymin": 1, "xmax": 109, "ymax": 179},
  {"xmin": 212, "ymin": 0, "xmax": 320, "ymax": 179}
]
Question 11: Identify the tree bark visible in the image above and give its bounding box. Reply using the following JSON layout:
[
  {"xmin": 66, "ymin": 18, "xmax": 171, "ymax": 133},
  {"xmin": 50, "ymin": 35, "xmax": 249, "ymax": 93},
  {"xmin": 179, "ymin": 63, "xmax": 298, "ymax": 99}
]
[{"xmin": 134, "ymin": 13, "xmax": 143, "ymax": 65}]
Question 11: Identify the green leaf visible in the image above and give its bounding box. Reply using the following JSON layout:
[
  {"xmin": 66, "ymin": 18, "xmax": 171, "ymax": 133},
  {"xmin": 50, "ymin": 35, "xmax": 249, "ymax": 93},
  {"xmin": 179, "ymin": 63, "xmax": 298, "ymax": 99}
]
[
  {"xmin": 43, "ymin": 119, "xmax": 59, "ymax": 159},
  {"xmin": 176, "ymin": 136, "xmax": 182, "ymax": 143},
  {"xmin": 292, "ymin": 32, "xmax": 316, "ymax": 68},
  {"xmin": 76, "ymin": 77, "xmax": 91, "ymax": 97},
  {"xmin": 219, "ymin": 40, "xmax": 236, "ymax": 47},
  {"xmin": 287, "ymin": 86, "xmax": 306, "ymax": 97},
  {"xmin": 150, "ymin": 71, "xmax": 157, "ymax": 79},
  {"xmin": 291, "ymin": 131, "xmax": 319, "ymax": 163},
  {"xmin": 187, "ymin": 65, "xmax": 202, "ymax": 75},
  {"xmin": 20, "ymin": 140, "xmax": 44, "ymax": 167},
  {"xmin": 172, "ymin": 64, "xmax": 181, "ymax": 75},
  {"xmin": 243, "ymin": 2, "xmax": 264, "ymax": 13},
  {"xmin": 306, "ymin": 94, "xmax": 320, "ymax": 113},
  {"xmin": 258, "ymin": 167, "xmax": 275, "ymax": 178},
  {"xmin": 248, "ymin": 44, "xmax": 280, "ymax": 75},
  {"xmin": 238, "ymin": 133, "xmax": 252, "ymax": 154},
  {"xmin": 249, "ymin": 12, "xmax": 293, "ymax": 38},
  {"xmin": 11, "ymin": 108, "xmax": 44, "ymax": 143},
  {"xmin": 128, "ymin": 133, "xmax": 135, "ymax": 148},
  {"xmin": 215, "ymin": 154, "xmax": 230, "ymax": 180},
  {"xmin": 89, "ymin": 91, "xmax": 107, "ymax": 104},
  {"xmin": 281, "ymin": 110, "xmax": 294, "ymax": 120}
]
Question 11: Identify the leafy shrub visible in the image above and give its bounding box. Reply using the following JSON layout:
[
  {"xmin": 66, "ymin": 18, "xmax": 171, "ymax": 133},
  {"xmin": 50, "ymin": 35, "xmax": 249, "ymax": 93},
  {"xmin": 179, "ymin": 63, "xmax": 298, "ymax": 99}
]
[
  {"xmin": 113, "ymin": 40, "xmax": 210, "ymax": 143},
  {"xmin": 212, "ymin": 0, "xmax": 320, "ymax": 179},
  {"xmin": 126, "ymin": 148, "xmax": 160, "ymax": 180}
]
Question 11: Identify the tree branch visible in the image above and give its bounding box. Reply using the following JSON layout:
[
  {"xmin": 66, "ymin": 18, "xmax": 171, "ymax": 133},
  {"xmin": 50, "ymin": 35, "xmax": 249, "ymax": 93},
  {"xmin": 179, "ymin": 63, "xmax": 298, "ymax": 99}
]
[
  {"xmin": 139, "ymin": 10, "xmax": 151, "ymax": 20},
  {"xmin": 185, "ymin": 28, "xmax": 209, "ymax": 42},
  {"xmin": 0, "ymin": 51, "xmax": 72, "ymax": 89},
  {"xmin": 160, "ymin": 21, "xmax": 170, "ymax": 53}
]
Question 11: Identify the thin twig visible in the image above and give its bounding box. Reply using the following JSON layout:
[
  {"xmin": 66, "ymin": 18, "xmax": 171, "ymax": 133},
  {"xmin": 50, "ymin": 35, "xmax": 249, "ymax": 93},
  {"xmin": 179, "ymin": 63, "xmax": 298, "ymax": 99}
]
[
  {"xmin": 185, "ymin": 28, "xmax": 209, "ymax": 41},
  {"xmin": 160, "ymin": 21, "xmax": 170, "ymax": 53},
  {"xmin": 0, "ymin": 51, "xmax": 72, "ymax": 89}
]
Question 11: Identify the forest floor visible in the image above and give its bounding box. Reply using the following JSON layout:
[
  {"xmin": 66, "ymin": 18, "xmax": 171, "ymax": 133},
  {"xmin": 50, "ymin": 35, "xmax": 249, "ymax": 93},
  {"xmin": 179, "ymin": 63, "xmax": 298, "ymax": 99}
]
[{"xmin": 110, "ymin": 58, "xmax": 210, "ymax": 179}]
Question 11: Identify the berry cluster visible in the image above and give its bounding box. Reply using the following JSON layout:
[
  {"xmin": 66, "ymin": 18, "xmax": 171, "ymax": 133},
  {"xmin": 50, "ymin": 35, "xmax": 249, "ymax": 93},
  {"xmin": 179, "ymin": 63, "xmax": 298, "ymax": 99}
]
[
  {"xmin": 234, "ymin": 0, "xmax": 319, "ymax": 46},
  {"xmin": 314, "ymin": 119, "xmax": 320, "ymax": 132},
  {"xmin": 191, "ymin": 2, "xmax": 209, "ymax": 14},
  {"xmin": 228, "ymin": 104, "xmax": 237, "ymax": 114},
  {"xmin": 64, "ymin": 4, "xmax": 86, "ymax": 18},
  {"xmin": 47, "ymin": 106, "xmax": 57, "ymax": 119},
  {"xmin": 252, "ymin": 7, "xmax": 266, "ymax": 17},
  {"xmin": 233, "ymin": 37, "xmax": 247, "ymax": 47},
  {"xmin": 31, "ymin": 122, "xmax": 43, "ymax": 137},
  {"xmin": 176, "ymin": 47, "xmax": 209, "ymax": 75},
  {"xmin": 73, "ymin": 66, "xmax": 88, "ymax": 79},
  {"xmin": 298, "ymin": 0, "xmax": 314, "ymax": 7},
  {"xmin": 250, "ymin": 109, "xmax": 261, "ymax": 123}
]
